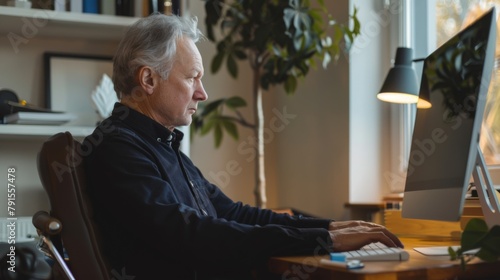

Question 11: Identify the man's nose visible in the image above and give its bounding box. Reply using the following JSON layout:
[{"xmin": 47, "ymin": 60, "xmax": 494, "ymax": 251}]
[{"xmin": 195, "ymin": 81, "xmax": 208, "ymax": 101}]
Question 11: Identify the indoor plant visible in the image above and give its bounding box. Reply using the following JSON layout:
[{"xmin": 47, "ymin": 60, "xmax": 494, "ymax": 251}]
[
  {"xmin": 449, "ymin": 218, "xmax": 500, "ymax": 269},
  {"xmin": 192, "ymin": 0, "xmax": 360, "ymax": 208}
]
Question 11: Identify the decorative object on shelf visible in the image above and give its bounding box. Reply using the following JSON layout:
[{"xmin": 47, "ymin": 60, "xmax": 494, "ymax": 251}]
[
  {"xmin": 449, "ymin": 218, "xmax": 500, "ymax": 270},
  {"xmin": 44, "ymin": 52, "xmax": 113, "ymax": 126},
  {"xmin": 2, "ymin": 111, "xmax": 76, "ymax": 125},
  {"xmin": 0, "ymin": 89, "xmax": 58, "ymax": 119},
  {"xmin": 91, "ymin": 74, "xmax": 118, "ymax": 120},
  {"xmin": 192, "ymin": 0, "xmax": 360, "ymax": 208},
  {"xmin": 0, "ymin": 87, "xmax": 75, "ymax": 125},
  {"xmin": 0, "ymin": 89, "xmax": 19, "ymax": 117},
  {"xmin": 147, "ymin": 0, "xmax": 181, "ymax": 16},
  {"xmin": 6, "ymin": 0, "xmax": 32, "ymax": 9}
]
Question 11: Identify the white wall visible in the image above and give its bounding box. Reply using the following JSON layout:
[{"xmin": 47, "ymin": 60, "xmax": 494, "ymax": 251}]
[
  {"xmin": 189, "ymin": 1, "xmax": 352, "ymax": 217},
  {"xmin": 348, "ymin": 0, "xmax": 396, "ymax": 203},
  {"xmin": 189, "ymin": 0, "xmax": 396, "ymax": 220},
  {"xmin": 188, "ymin": 2, "xmax": 262, "ymax": 206}
]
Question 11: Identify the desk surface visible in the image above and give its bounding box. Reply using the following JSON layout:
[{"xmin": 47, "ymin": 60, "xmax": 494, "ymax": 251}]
[{"xmin": 268, "ymin": 237, "xmax": 500, "ymax": 280}]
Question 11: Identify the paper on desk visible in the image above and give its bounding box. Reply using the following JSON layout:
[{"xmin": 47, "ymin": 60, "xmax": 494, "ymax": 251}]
[{"xmin": 414, "ymin": 246, "xmax": 479, "ymax": 256}]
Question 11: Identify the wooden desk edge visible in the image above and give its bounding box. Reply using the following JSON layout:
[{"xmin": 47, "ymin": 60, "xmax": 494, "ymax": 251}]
[{"xmin": 267, "ymin": 237, "xmax": 500, "ymax": 280}]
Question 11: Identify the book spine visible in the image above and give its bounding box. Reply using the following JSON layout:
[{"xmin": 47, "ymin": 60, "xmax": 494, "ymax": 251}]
[
  {"xmin": 148, "ymin": 0, "xmax": 163, "ymax": 14},
  {"xmin": 133, "ymin": 0, "xmax": 144, "ymax": 17},
  {"xmin": 172, "ymin": 0, "xmax": 181, "ymax": 15},
  {"xmin": 101, "ymin": 0, "xmax": 115, "ymax": 15},
  {"xmin": 70, "ymin": 0, "xmax": 83, "ymax": 13},
  {"xmin": 115, "ymin": 0, "xmax": 134, "ymax": 17},
  {"xmin": 54, "ymin": 0, "xmax": 67, "ymax": 11},
  {"xmin": 83, "ymin": 0, "xmax": 99, "ymax": 14}
]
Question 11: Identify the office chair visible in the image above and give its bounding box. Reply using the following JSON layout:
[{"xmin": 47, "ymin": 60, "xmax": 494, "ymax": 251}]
[{"xmin": 34, "ymin": 131, "xmax": 110, "ymax": 280}]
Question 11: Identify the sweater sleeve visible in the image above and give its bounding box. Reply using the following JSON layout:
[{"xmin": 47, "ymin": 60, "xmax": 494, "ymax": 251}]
[{"xmin": 179, "ymin": 152, "xmax": 334, "ymax": 230}]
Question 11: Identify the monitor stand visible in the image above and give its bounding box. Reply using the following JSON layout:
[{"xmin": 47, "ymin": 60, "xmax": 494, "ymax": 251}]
[
  {"xmin": 472, "ymin": 146, "xmax": 500, "ymax": 228},
  {"xmin": 413, "ymin": 146, "xmax": 500, "ymax": 257}
]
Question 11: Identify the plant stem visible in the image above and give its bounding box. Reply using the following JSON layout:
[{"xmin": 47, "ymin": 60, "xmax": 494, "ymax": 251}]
[{"xmin": 252, "ymin": 59, "xmax": 266, "ymax": 208}]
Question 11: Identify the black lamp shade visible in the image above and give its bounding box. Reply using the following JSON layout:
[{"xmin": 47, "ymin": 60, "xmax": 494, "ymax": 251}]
[{"xmin": 377, "ymin": 47, "xmax": 419, "ymax": 104}]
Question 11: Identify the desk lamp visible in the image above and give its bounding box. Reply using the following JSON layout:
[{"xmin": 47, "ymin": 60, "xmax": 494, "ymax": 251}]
[{"xmin": 377, "ymin": 47, "xmax": 431, "ymax": 109}]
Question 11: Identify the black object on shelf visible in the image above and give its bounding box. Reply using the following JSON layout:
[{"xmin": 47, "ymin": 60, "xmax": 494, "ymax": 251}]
[
  {"xmin": 115, "ymin": 0, "xmax": 134, "ymax": 17},
  {"xmin": 0, "ymin": 89, "xmax": 61, "ymax": 123}
]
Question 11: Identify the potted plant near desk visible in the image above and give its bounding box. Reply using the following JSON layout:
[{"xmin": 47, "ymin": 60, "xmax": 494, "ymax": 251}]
[
  {"xmin": 449, "ymin": 218, "xmax": 500, "ymax": 269},
  {"xmin": 192, "ymin": 0, "xmax": 360, "ymax": 208}
]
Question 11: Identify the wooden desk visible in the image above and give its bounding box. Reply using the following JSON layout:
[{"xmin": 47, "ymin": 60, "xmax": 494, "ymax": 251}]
[{"xmin": 267, "ymin": 237, "xmax": 500, "ymax": 280}]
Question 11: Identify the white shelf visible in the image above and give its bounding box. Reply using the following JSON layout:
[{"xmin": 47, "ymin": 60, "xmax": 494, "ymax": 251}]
[
  {"xmin": 0, "ymin": 6, "xmax": 130, "ymax": 140},
  {"xmin": 0, "ymin": 124, "xmax": 95, "ymax": 140},
  {"xmin": 0, "ymin": 6, "xmax": 139, "ymax": 40}
]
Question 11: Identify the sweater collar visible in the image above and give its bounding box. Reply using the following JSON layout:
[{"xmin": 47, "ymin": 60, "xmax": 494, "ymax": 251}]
[{"xmin": 111, "ymin": 102, "xmax": 184, "ymax": 145}]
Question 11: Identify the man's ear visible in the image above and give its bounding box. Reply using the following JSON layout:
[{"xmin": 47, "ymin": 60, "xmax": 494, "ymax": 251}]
[{"xmin": 137, "ymin": 66, "xmax": 155, "ymax": 94}]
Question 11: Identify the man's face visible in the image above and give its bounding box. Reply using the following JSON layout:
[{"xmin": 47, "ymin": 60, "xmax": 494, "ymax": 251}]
[{"xmin": 150, "ymin": 37, "xmax": 207, "ymax": 130}]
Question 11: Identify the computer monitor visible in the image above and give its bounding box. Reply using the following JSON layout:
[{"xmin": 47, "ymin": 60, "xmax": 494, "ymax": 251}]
[{"xmin": 402, "ymin": 7, "xmax": 500, "ymax": 229}]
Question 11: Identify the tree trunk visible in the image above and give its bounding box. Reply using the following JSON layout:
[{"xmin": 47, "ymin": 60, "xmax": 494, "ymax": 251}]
[{"xmin": 253, "ymin": 66, "xmax": 266, "ymax": 208}]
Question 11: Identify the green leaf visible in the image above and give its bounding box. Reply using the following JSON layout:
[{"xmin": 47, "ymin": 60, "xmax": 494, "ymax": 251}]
[
  {"xmin": 293, "ymin": 35, "xmax": 303, "ymax": 51},
  {"xmin": 283, "ymin": 8, "xmax": 294, "ymax": 30},
  {"xmin": 448, "ymin": 246, "xmax": 458, "ymax": 260},
  {"xmin": 214, "ymin": 123, "xmax": 223, "ymax": 148},
  {"xmin": 284, "ymin": 75, "xmax": 297, "ymax": 94},
  {"xmin": 475, "ymin": 226, "xmax": 500, "ymax": 262},
  {"xmin": 211, "ymin": 51, "xmax": 225, "ymax": 74},
  {"xmin": 351, "ymin": 7, "xmax": 361, "ymax": 36},
  {"xmin": 200, "ymin": 117, "xmax": 216, "ymax": 136},
  {"xmin": 201, "ymin": 99, "xmax": 225, "ymax": 117},
  {"xmin": 201, "ymin": 0, "xmax": 361, "ymax": 148},
  {"xmin": 204, "ymin": 0, "xmax": 222, "ymax": 41},
  {"xmin": 224, "ymin": 96, "xmax": 247, "ymax": 109},
  {"xmin": 221, "ymin": 119, "xmax": 239, "ymax": 140},
  {"xmin": 227, "ymin": 54, "xmax": 238, "ymax": 78},
  {"xmin": 461, "ymin": 218, "xmax": 489, "ymax": 251},
  {"xmin": 233, "ymin": 49, "xmax": 247, "ymax": 60}
]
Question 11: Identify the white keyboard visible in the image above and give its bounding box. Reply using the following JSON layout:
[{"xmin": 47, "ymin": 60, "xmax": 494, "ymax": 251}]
[
  {"xmin": 335, "ymin": 242, "xmax": 410, "ymax": 261},
  {"xmin": 0, "ymin": 216, "xmax": 38, "ymax": 243}
]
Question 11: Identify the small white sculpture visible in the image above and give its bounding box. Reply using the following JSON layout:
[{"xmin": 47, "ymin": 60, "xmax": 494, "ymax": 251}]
[{"xmin": 91, "ymin": 74, "xmax": 118, "ymax": 120}]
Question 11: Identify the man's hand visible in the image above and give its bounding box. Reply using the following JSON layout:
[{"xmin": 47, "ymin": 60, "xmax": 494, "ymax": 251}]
[{"xmin": 328, "ymin": 220, "xmax": 404, "ymax": 252}]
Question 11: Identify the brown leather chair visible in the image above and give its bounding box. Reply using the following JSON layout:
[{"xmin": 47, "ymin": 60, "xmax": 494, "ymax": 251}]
[{"xmin": 34, "ymin": 131, "xmax": 110, "ymax": 280}]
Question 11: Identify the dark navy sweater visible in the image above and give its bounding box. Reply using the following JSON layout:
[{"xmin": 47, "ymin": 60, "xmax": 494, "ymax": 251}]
[{"xmin": 83, "ymin": 103, "xmax": 333, "ymax": 279}]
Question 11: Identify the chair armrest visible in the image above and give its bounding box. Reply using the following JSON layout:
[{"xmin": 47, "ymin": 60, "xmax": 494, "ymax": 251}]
[{"xmin": 33, "ymin": 211, "xmax": 62, "ymax": 236}]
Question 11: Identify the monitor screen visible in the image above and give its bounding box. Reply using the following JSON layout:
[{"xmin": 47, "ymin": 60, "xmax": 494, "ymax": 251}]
[{"xmin": 402, "ymin": 8, "xmax": 497, "ymax": 222}]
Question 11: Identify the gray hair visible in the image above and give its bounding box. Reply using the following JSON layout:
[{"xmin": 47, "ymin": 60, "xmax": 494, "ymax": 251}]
[{"xmin": 112, "ymin": 14, "xmax": 203, "ymax": 97}]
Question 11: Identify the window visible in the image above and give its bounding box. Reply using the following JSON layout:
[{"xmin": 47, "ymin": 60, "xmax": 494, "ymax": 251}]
[
  {"xmin": 436, "ymin": 0, "xmax": 499, "ymax": 47},
  {"xmin": 390, "ymin": 0, "xmax": 499, "ymax": 193},
  {"xmin": 435, "ymin": 0, "xmax": 500, "ymax": 165}
]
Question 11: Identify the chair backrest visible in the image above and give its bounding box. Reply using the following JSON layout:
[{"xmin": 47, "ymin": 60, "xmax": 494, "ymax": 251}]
[{"xmin": 37, "ymin": 132, "xmax": 109, "ymax": 280}]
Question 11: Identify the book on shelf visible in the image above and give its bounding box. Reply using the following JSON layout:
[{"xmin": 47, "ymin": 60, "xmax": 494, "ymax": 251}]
[
  {"xmin": 2, "ymin": 112, "xmax": 77, "ymax": 125},
  {"xmin": 71, "ymin": 0, "xmax": 83, "ymax": 13},
  {"xmin": 83, "ymin": 0, "xmax": 99, "ymax": 14}
]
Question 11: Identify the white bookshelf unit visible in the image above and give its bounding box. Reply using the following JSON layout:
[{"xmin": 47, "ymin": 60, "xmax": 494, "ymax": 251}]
[
  {"xmin": 0, "ymin": 5, "xmax": 138, "ymax": 217},
  {"xmin": 0, "ymin": 124, "xmax": 95, "ymax": 139},
  {"xmin": 0, "ymin": 5, "xmax": 138, "ymax": 40}
]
